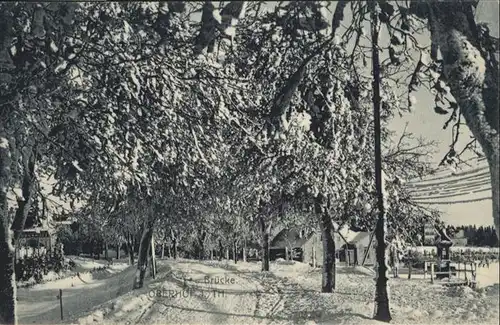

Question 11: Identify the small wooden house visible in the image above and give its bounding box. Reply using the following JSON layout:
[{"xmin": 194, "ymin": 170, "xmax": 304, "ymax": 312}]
[
  {"xmin": 18, "ymin": 228, "xmax": 54, "ymax": 248},
  {"xmin": 270, "ymin": 228, "xmax": 323, "ymax": 267},
  {"xmin": 16, "ymin": 227, "xmax": 55, "ymax": 259},
  {"xmin": 337, "ymin": 230, "xmax": 376, "ymax": 266}
]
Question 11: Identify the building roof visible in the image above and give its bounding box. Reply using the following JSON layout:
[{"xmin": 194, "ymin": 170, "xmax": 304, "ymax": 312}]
[
  {"xmin": 349, "ymin": 231, "xmax": 371, "ymax": 244},
  {"xmin": 270, "ymin": 228, "xmax": 315, "ymax": 249},
  {"xmin": 336, "ymin": 225, "xmax": 370, "ymax": 243}
]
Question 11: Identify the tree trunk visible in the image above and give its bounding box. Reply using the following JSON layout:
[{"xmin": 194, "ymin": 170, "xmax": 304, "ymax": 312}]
[
  {"xmin": 172, "ymin": 240, "xmax": 177, "ymax": 260},
  {"xmin": 233, "ymin": 240, "xmax": 238, "ymax": 264},
  {"xmin": 116, "ymin": 243, "xmax": 120, "ymax": 259},
  {"xmin": 242, "ymin": 238, "xmax": 247, "ymax": 262},
  {"xmin": 317, "ymin": 196, "xmax": 336, "ymax": 293},
  {"xmin": 259, "ymin": 215, "xmax": 271, "ymax": 272},
  {"xmin": 218, "ymin": 239, "xmax": 223, "ymax": 261},
  {"xmin": 104, "ymin": 241, "xmax": 109, "ymax": 260},
  {"xmin": 210, "ymin": 248, "xmax": 214, "ymax": 260},
  {"xmin": 198, "ymin": 231, "xmax": 206, "ymax": 260},
  {"xmin": 225, "ymin": 247, "xmax": 229, "ymax": 260},
  {"xmin": 11, "ymin": 145, "xmax": 36, "ymax": 243},
  {"xmin": 133, "ymin": 220, "xmax": 154, "ymax": 289},
  {"xmin": 489, "ymin": 161, "xmax": 500, "ymax": 239},
  {"xmin": 171, "ymin": 229, "xmax": 177, "ymax": 259},
  {"xmin": 0, "ymin": 135, "xmax": 16, "ymax": 325},
  {"xmin": 150, "ymin": 233, "xmax": 156, "ymax": 279},
  {"xmin": 167, "ymin": 243, "xmax": 171, "ymax": 258},
  {"xmin": 6, "ymin": 140, "xmax": 36, "ymax": 325},
  {"xmin": 161, "ymin": 242, "xmax": 165, "ymax": 259},
  {"xmin": 127, "ymin": 236, "xmax": 135, "ymax": 265},
  {"xmin": 427, "ymin": 2, "xmax": 499, "ymax": 239},
  {"xmin": 312, "ymin": 244, "xmax": 317, "ymax": 267},
  {"xmin": 370, "ymin": 3, "xmax": 391, "ymax": 321},
  {"xmin": 321, "ymin": 219, "xmax": 336, "ymax": 291},
  {"xmin": 123, "ymin": 241, "xmax": 127, "ymax": 255}
]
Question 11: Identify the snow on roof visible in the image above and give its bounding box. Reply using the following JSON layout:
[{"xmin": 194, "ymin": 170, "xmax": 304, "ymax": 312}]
[
  {"xmin": 349, "ymin": 231, "xmax": 371, "ymax": 244},
  {"xmin": 337, "ymin": 225, "xmax": 362, "ymax": 243},
  {"xmin": 271, "ymin": 228, "xmax": 314, "ymax": 249}
]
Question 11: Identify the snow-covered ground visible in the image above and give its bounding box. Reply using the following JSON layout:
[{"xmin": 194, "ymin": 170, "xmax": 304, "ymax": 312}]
[
  {"xmin": 17, "ymin": 256, "xmax": 130, "ymax": 324},
  {"xmin": 16, "ymin": 259, "xmax": 499, "ymax": 325},
  {"xmin": 476, "ymin": 261, "xmax": 500, "ymax": 288}
]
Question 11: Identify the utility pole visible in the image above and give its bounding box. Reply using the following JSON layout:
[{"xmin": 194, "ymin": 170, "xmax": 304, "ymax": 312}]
[{"xmin": 370, "ymin": 0, "xmax": 392, "ymax": 322}]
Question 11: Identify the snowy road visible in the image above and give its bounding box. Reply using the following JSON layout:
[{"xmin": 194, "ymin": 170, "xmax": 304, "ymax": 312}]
[
  {"xmin": 16, "ymin": 259, "xmax": 500, "ymax": 325},
  {"xmin": 17, "ymin": 262, "xmax": 135, "ymax": 324},
  {"xmin": 16, "ymin": 259, "xmax": 289, "ymax": 325},
  {"xmin": 74, "ymin": 259, "xmax": 293, "ymax": 325}
]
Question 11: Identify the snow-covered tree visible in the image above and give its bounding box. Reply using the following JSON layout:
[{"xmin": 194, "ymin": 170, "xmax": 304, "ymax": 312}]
[{"xmin": 408, "ymin": 0, "xmax": 499, "ymax": 238}]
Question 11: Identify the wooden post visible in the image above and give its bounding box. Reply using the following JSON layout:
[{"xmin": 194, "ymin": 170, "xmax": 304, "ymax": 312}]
[
  {"xmin": 464, "ymin": 262, "xmax": 468, "ymax": 281},
  {"xmin": 473, "ymin": 267, "xmax": 477, "ymax": 288},
  {"xmin": 59, "ymin": 289, "xmax": 63, "ymax": 320},
  {"xmin": 407, "ymin": 263, "xmax": 412, "ymax": 279},
  {"xmin": 424, "ymin": 261, "xmax": 427, "ymax": 279},
  {"xmin": 430, "ymin": 263, "xmax": 434, "ymax": 284}
]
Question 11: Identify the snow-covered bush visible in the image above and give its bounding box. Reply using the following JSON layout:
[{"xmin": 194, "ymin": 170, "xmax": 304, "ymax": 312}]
[{"xmin": 15, "ymin": 243, "xmax": 67, "ymax": 283}]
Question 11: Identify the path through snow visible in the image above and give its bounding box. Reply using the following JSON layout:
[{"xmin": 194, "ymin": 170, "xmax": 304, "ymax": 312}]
[
  {"xmin": 17, "ymin": 260, "xmax": 133, "ymax": 324},
  {"xmin": 16, "ymin": 259, "xmax": 499, "ymax": 325}
]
